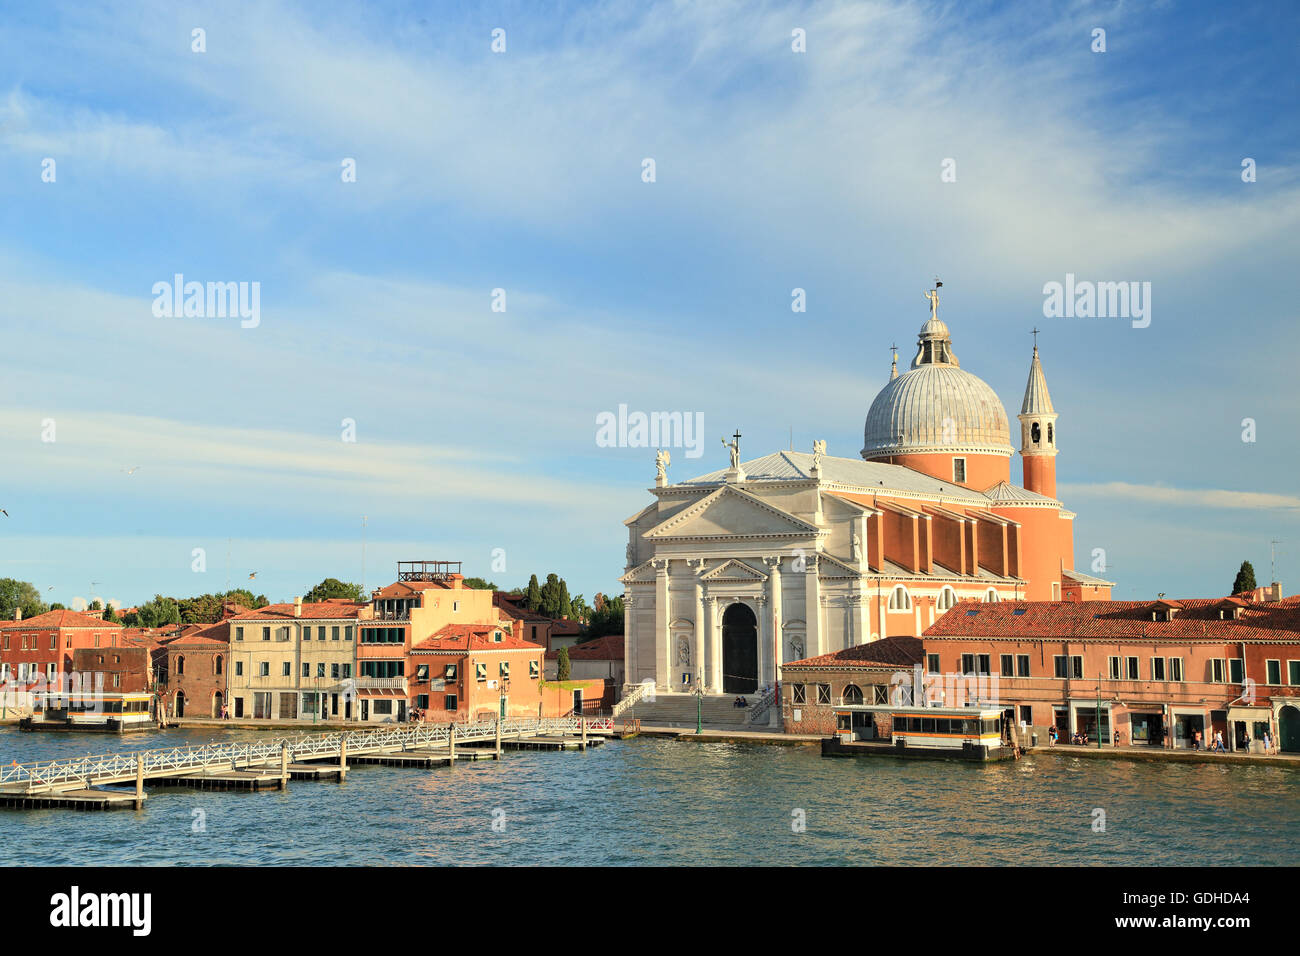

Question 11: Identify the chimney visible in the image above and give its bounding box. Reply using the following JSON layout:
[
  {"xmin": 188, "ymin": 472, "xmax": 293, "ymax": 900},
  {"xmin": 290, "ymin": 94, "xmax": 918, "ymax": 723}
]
[
  {"xmin": 13, "ymin": 607, "xmax": 21, "ymax": 621},
  {"xmin": 1271, "ymin": 582, "xmax": 1283, "ymax": 603},
  {"xmin": 294, "ymin": 596, "xmax": 303, "ymax": 618}
]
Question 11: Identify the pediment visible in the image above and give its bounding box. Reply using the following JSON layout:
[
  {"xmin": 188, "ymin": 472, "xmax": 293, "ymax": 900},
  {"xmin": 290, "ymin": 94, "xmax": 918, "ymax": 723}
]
[
  {"xmin": 643, "ymin": 485, "xmax": 820, "ymax": 541},
  {"xmin": 701, "ymin": 559, "xmax": 768, "ymax": 582},
  {"xmin": 619, "ymin": 560, "xmax": 658, "ymax": 584}
]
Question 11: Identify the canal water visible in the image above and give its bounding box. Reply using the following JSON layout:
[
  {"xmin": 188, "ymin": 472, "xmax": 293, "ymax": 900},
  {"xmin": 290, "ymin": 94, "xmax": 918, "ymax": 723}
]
[{"xmin": 0, "ymin": 728, "xmax": 1295, "ymax": 866}]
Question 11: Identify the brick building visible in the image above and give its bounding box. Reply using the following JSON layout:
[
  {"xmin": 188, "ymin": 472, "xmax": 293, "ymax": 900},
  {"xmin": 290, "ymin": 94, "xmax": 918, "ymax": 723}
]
[
  {"xmin": 164, "ymin": 621, "xmax": 230, "ymax": 718},
  {"xmin": 780, "ymin": 637, "xmax": 924, "ymax": 736},
  {"xmin": 70, "ymin": 646, "xmax": 155, "ymax": 694},
  {"xmin": 0, "ymin": 609, "xmax": 125, "ymax": 691},
  {"xmin": 408, "ymin": 623, "xmax": 545, "ymax": 722}
]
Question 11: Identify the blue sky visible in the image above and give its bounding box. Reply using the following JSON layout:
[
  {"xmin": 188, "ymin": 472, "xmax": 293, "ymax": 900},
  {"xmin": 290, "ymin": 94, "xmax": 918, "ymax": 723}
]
[{"xmin": 1, "ymin": 0, "xmax": 1297, "ymax": 611}]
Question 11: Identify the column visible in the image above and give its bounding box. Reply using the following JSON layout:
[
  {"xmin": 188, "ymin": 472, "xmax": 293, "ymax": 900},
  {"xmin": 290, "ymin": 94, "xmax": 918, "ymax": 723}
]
[
  {"xmin": 703, "ymin": 592, "xmax": 717, "ymax": 691},
  {"xmin": 855, "ymin": 589, "xmax": 870, "ymax": 644},
  {"xmin": 805, "ymin": 555, "xmax": 822, "ymax": 658},
  {"xmin": 765, "ymin": 557, "xmax": 783, "ymax": 683},
  {"xmin": 756, "ymin": 595, "xmax": 769, "ymax": 690},
  {"xmin": 654, "ymin": 560, "xmax": 670, "ymax": 691},
  {"xmin": 713, "ymin": 597, "xmax": 727, "ymax": 693},
  {"xmin": 690, "ymin": 559, "xmax": 706, "ymax": 690}
]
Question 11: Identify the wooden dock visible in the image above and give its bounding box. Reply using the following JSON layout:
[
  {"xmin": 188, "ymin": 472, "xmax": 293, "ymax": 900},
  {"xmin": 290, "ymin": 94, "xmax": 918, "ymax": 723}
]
[{"xmin": 0, "ymin": 716, "xmax": 612, "ymax": 811}]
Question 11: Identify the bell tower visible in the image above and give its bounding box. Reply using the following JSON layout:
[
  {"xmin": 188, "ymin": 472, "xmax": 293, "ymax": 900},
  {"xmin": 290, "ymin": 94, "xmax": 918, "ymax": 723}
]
[{"xmin": 1018, "ymin": 334, "xmax": 1058, "ymax": 498}]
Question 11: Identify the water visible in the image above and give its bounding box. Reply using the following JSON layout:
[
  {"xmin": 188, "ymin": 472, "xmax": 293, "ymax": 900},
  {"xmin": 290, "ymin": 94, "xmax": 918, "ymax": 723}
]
[{"xmin": 1, "ymin": 728, "xmax": 1296, "ymax": 865}]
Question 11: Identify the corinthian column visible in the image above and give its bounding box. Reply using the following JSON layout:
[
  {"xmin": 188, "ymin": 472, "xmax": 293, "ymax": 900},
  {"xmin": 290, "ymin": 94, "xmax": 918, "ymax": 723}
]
[
  {"xmin": 687, "ymin": 558, "xmax": 706, "ymax": 690},
  {"xmin": 653, "ymin": 559, "xmax": 670, "ymax": 691},
  {"xmin": 765, "ymin": 556, "xmax": 783, "ymax": 685}
]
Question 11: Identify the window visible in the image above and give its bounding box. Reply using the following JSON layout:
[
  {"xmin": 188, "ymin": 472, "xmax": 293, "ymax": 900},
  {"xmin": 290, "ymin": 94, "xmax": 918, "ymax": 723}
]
[
  {"xmin": 977, "ymin": 654, "xmax": 991, "ymax": 675},
  {"xmin": 373, "ymin": 700, "xmax": 393, "ymax": 715},
  {"xmin": 1266, "ymin": 660, "xmax": 1281, "ymax": 685},
  {"xmin": 445, "ymin": 693, "xmax": 458, "ymax": 711},
  {"xmin": 1151, "ymin": 657, "xmax": 1165, "ymax": 681},
  {"xmin": 529, "ymin": 660, "xmax": 540, "ymax": 679},
  {"xmin": 215, "ymin": 655, "xmax": 223, "ymax": 675},
  {"xmin": 1169, "ymin": 657, "xmax": 1183, "ymax": 682},
  {"xmin": 259, "ymin": 662, "xmax": 269, "ymax": 677},
  {"xmin": 50, "ymin": 634, "xmax": 56, "ymax": 650},
  {"xmin": 94, "ymin": 634, "xmax": 101, "ymax": 647},
  {"xmin": 1210, "ymin": 659, "xmax": 1226, "ymax": 683},
  {"xmin": 417, "ymin": 694, "xmax": 429, "ymax": 709},
  {"xmin": 475, "ymin": 662, "xmax": 487, "ymax": 682},
  {"xmin": 1108, "ymin": 656, "xmax": 1121, "ymax": 680},
  {"xmin": 342, "ymin": 664, "xmax": 351, "ymax": 678},
  {"xmin": 1016, "ymin": 655, "xmax": 1030, "ymax": 677},
  {"xmin": 1000, "ymin": 654, "xmax": 1013, "ymax": 675},
  {"xmin": 1289, "ymin": 661, "xmax": 1300, "ymax": 686},
  {"xmin": 317, "ymin": 663, "xmax": 325, "ymax": 678},
  {"xmin": 962, "ymin": 653, "xmax": 976, "ymax": 675},
  {"xmin": 843, "ymin": 684, "xmax": 863, "ymax": 705},
  {"xmin": 360, "ymin": 628, "xmax": 405, "ymax": 644},
  {"xmin": 888, "ymin": 586, "xmax": 911, "ymax": 611},
  {"xmin": 1054, "ymin": 655, "xmax": 1082, "ymax": 679},
  {"xmin": 1126, "ymin": 657, "xmax": 1139, "ymax": 680},
  {"xmin": 445, "ymin": 664, "xmax": 457, "ymax": 680},
  {"xmin": 453, "ymin": 601, "xmax": 460, "ymax": 613},
  {"xmin": 937, "ymin": 587, "xmax": 957, "ymax": 612},
  {"xmin": 499, "ymin": 661, "xmax": 510, "ymax": 679},
  {"xmin": 332, "ymin": 626, "xmax": 340, "ymax": 641},
  {"xmin": 416, "ymin": 665, "xmax": 429, "ymax": 681},
  {"xmin": 331, "ymin": 663, "xmax": 340, "ymax": 679},
  {"xmin": 283, "ymin": 662, "xmax": 292, "ymax": 677},
  {"xmin": 113, "ymin": 673, "xmax": 120, "ymax": 688},
  {"xmin": 344, "ymin": 627, "xmax": 352, "ymax": 641},
  {"xmin": 359, "ymin": 660, "xmax": 404, "ymax": 679},
  {"xmin": 953, "ymin": 458, "xmax": 967, "ymax": 483},
  {"xmin": 262, "ymin": 627, "xmax": 271, "ymax": 641},
  {"xmin": 1018, "ymin": 705, "xmax": 1032, "ymax": 724},
  {"xmin": 1047, "ymin": 423, "xmax": 1054, "ymax": 444},
  {"xmin": 792, "ymin": 684, "xmax": 806, "ymax": 705},
  {"xmin": 177, "ymin": 656, "xmax": 185, "ymax": 675},
  {"xmin": 235, "ymin": 661, "xmax": 244, "ymax": 677},
  {"xmin": 926, "ymin": 653, "xmax": 940, "ymax": 674},
  {"xmin": 303, "ymin": 627, "xmax": 311, "ymax": 641},
  {"xmin": 301, "ymin": 663, "xmax": 310, "ymax": 677},
  {"xmin": 1229, "ymin": 659, "xmax": 1244, "ymax": 684},
  {"xmin": 235, "ymin": 627, "xmax": 243, "ymax": 641},
  {"xmin": 873, "ymin": 685, "xmax": 890, "ymax": 704},
  {"xmin": 816, "ymin": 684, "xmax": 831, "ymax": 705},
  {"xmin": 984, "ymin": 589, "xmax": 999, "ymax": 603}
]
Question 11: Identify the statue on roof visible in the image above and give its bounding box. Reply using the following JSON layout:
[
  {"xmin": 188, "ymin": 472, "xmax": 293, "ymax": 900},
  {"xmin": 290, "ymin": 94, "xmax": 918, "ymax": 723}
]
[
  {"xmin": 655, "ymin": 449, "xmax": 671, "ymax": 483},
  {"xmin": 722, "ymin": 434, "xmax": 740, "ymax": 470},
  {"xmin": 811, "ymin": 439, "xmax": 825, "ymax": 473},
  {"xmin": 924, "ymin": 287, "xmax": 940, "ymax": 321}
]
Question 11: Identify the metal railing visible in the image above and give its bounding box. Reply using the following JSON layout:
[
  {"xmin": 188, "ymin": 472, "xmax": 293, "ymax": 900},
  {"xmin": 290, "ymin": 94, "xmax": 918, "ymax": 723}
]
[
  {"xmin": 747, "ymin": 685, "xmax": 777, "ymax": 723},
  {"xmin": 0, "ymin": 716, "xmax": 610, "ymax": 794}
]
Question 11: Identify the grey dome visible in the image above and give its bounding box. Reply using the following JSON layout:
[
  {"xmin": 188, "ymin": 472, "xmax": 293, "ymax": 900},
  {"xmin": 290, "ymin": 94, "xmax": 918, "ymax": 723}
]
[{"xmin": 862, "ymin": 309, "xmax": 1012, "ymax": 459}]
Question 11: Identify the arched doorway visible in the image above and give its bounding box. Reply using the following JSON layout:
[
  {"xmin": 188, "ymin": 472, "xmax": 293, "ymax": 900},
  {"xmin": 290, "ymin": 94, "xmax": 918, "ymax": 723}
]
[
  {"xmin": 212, "ymin": 691, "xmax": 223, "ymax": 718},
  {"xmin": 174, "ymin": 691, "xmax": 186, "ymax": 718},
  {"xmin": 721, "ymin": 603, "xmax": 758, "ymax": 693},
  {"xmin": 1280, "ymin": 706, "xmax": 1300, "ymax": 753}
]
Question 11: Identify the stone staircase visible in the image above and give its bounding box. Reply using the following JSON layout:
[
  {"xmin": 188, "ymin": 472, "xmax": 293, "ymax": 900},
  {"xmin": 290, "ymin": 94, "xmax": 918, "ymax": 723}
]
[{"xmin": 620, "ymin": 692, "xmax": 774, "ymax": 729}]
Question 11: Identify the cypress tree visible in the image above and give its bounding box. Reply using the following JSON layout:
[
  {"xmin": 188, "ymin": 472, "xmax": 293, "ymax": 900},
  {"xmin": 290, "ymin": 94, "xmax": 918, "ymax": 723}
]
[{"xmin": 1232, "ymin": 561, "xmax": 1257, "ymax": 595}]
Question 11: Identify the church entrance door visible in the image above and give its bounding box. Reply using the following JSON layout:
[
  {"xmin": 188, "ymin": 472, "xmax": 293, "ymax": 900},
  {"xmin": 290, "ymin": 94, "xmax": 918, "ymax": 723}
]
[{"xmin": 722, "ymin": 603, "xmax": 758, "ymax": 693}]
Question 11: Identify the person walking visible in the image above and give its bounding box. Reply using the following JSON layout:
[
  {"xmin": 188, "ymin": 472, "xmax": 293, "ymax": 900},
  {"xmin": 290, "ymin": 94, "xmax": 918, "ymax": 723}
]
[
  {"xmin": 1048, "ymin": 724, "xmax": 1057, "ymax": 747},
  {"xmin": 1213, "ymin": 730, "xmax": 1226, "ymax": 753},
  {"xmin": 1264, "ymin": 730, "xmax": 1273, "ymax": 754},
  {"xmin": 1192, "ymin": 729, "xmax": 1202, "ymax": 751}
]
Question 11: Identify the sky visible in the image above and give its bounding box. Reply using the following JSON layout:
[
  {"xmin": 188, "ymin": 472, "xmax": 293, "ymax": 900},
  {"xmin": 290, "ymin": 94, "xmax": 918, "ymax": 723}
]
[{"xmin": 0, "ymin": 0, "xmax": 1297, "ymax": 611}]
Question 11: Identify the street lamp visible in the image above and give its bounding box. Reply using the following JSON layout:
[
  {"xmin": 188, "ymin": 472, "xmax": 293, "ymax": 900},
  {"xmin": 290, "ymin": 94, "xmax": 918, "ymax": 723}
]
[{"xmin": 695, "ymin": 679, "xmax": 705, "ymax": 734}]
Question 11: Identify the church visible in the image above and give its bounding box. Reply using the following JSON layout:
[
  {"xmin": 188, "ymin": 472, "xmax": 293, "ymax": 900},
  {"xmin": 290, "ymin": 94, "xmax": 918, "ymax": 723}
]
[{"xmin": 620, "ymin": 290, "xmax": 1113, "ymax": 697}]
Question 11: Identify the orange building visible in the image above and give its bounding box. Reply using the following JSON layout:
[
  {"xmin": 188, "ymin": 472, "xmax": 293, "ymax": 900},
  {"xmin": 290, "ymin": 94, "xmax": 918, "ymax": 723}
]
[{"xmin": 408, "ymin": 623, "xmax": 545, "ymax": 721}]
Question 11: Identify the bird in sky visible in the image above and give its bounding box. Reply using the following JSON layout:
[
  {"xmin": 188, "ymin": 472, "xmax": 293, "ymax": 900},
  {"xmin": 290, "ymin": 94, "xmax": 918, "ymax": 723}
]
[
  {"xmin": 0, "ymin": 509, "xmax": 7, "ymax": 516},
  {"xmin": 248, "ymin": 572, "xmax": 258, "ymax": 580},
  {"xmin": 122, "ymin": 466, "xmax": 140, "ymax": 475}
]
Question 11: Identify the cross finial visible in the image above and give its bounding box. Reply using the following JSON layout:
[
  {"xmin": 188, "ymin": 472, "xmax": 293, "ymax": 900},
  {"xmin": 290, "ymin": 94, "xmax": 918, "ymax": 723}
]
[
  {"xmin": 733, "ymin": 428, "xmax": 741, "ymax": 453},
  {"xmin": 1032, "ymin": 327, "xmax": 1040, "ymax": 349}
]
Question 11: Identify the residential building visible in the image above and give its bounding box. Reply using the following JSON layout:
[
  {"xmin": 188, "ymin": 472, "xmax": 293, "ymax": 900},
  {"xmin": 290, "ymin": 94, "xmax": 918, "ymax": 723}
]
[
  {"xmin": 780, "ymin": 637, "xmax": 924, "ymax": 736},
  {"xmin": 70, "ymin": 646, "xmax": 155, "ymax": 694},
  {"xmin": 0, "ymin": 608, "xmax": 125, "ymax": 692},
  {"xmin": 163, "ymin": 620, "xmax": 230, "ymax": 718},
  {"xmin": 407, "ymin": 623, "xmax": 545, "ymax": 722},
  {"xmin": 544, "ymin": 634, "xmax": 624, "ymax": 685}
]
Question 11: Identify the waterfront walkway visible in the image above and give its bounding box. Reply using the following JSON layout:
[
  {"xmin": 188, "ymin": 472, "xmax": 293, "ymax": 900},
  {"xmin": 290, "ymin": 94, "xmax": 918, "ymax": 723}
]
[{"xmin": 0, "ymin": 716, "xmax": 610, "ymax": 810}]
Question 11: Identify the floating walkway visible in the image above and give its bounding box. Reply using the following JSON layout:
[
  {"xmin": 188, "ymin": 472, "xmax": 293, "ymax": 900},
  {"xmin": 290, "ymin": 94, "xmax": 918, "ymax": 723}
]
[{"xmin": 0, "ymin": 716, "xmax": 612, "ymax": 811}]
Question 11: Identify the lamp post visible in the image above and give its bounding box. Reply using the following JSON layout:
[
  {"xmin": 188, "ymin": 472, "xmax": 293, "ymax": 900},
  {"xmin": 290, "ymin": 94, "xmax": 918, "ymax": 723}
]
[
  {"xmin": 1097, "ymin": 673, "xmax": 1103, "ymax": 750},
  {"xmin": 695, "ymin": 679, "xmax": 705, "ymax": 734}
]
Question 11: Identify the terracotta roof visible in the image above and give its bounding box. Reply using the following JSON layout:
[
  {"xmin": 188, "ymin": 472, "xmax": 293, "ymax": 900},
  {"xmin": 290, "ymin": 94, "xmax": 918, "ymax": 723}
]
[
  {"xmin": 550, "ymin": 618, "xmax": 584, "ymax": 635},
  {"xmin": 227, "ymin": 602, "xmax": 367, "ymax": 622},
  {"xmin": 0, "ymin": 609, "xmax": 125, "ymax": 630},
  {"xmin": 492, "ymin": 593, "xmax": 553, "ymax": 623},
  {"xmin": 411, "ymin": 623, "xmax": 544, "ymax": 653},
  {"xmin": 784, "ymin": 636, "xmax": 924, "ymax": 670},
  {"xmin": 923, "ymin": 597, "xmax": 1300, "ymax": 642},
  {"xmin": 545, "ymin": 634, "xmax": 623, "ymax": 660},
  {"xmin": 371, "ymin": 579, "xmax": 459, "ymax": 599},
  {"xmin": 169, "ymin": 621, "xmax": 230, "ymax": 646}
]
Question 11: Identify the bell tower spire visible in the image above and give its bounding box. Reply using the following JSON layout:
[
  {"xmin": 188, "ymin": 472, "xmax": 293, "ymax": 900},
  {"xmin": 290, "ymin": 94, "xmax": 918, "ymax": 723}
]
[{"xmin": 1018, "ymin": 331, "xmax": 1058, "ymax": 498}]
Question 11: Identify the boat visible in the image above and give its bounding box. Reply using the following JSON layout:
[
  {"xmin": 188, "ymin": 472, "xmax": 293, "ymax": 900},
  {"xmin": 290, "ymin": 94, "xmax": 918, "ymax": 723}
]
[{"xmin": 18, "ymin": 691, "xmax": 158, "ymax": 733}]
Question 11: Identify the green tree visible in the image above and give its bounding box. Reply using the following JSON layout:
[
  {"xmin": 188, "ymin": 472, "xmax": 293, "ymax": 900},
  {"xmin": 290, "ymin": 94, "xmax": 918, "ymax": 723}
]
[
  {"xmin": 556, "ymin": 646, "xmax": 571, "ymax": 682},
  {"xmin": 586, "ymin": 595, "xmax": 625, "ymax": 638},
  {"xmin": 49, "ymin": 602, "xmax": 67, "ymax": 611},
  {"xmin": 1232, "ymin": 561, "xmax": 1257, "ymax": 595},
  {"xmin": 0, "ymin": 578, "xmax": 46, "ymax": 621},
  {"xmin": 525, "ymin": 574, "xmax": 541, "ymax": 610},
  {"xmin": 463, "ymin": 577, "xmax": 498, "ymax": 590},
  {"xmin": 89, "ymin": 599, "xmax": 103, "ymax": 611},
  {"xmin": 102, "ymin": 602, "xmax": 119, "ymax": 623},
  {"xmin": 303, "ymin": 578, "xmax": 364, "ymax": 603},
  {"xmin": 538, "ymin": 573, "xmax": 572, "ymax": 619},
  {"xmin": 135, "ymin": 594, "xmax": 181, "ymax": 629},
  {"xmin": 568, "ymin": 593, "xmax": 591, "ymax": 624}
]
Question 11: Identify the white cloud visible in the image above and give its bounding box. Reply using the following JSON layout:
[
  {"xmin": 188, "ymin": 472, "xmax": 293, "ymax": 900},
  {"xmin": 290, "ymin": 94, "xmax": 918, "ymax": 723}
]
[{"xmin": 1059, "ymin": 481, "xmax": 1300, "ymax": 512}]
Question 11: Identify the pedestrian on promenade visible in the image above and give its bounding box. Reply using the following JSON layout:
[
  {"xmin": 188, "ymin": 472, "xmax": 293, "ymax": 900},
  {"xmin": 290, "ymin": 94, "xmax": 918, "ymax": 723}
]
[
  {"xmin": 1264, "ymin": 731, "xmax": 1273, "ymax": 754},
  {"xmin": 1048, "ymin": 724, "xmax": 1057, "ymax": 747},
  {"xmin": 1192, "ymin": 729, "xmax": 1202, "ymax": 751},
  {"xmin": 1213, "ymin": 730, "xmax": 1226, "ymax": 753}
]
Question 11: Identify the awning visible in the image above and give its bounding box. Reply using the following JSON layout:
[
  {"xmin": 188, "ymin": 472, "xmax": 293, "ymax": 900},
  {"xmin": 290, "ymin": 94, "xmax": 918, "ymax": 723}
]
[
  {"xmin": 359, "ymin": 689, "xmax": 406, "ymax": 699},
  {"xmin": 1227, "ymin": 705, "xmax": 1272, "ymax": 719}
]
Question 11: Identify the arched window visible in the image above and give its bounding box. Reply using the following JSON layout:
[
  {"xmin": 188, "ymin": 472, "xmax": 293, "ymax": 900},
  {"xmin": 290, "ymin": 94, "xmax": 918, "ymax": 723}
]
[
  {"xmin": 1031, "ymin": 422, "xmax": 1041, "ymax": 444},
  {"xmin": 984, "ymin": 589, "xmax": 1000, "ymax": 603},
  {"xmin": 843, "ymin": 684, "xmax": 863, "ymax": 705},
  {"xmin": 176, "ymin": 655, "xmax": 185, "ymax": 675},
  {"xmin": 936, "ymin": 587, "xmax": 958, "ymax": 612},
  {"xmin": 1048, "ymin": 423, "xmax": 1054, "ymax": 444},
  {"xmin": 888, "ymin": 586, "xmax": 912, "ymax": 611},
  {"xmin": 215, "ymin": 655, "xmax": 223, "ymax": 675}
]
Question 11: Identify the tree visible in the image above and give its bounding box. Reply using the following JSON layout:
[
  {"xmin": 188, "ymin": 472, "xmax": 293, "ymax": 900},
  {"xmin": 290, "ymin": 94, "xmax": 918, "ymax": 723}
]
[
  {"xmin": 1232, "ymin": 561, "xmax": 1257, "ymax": 596},
  {"xmin": 135, "ymin": 594, "xmax": 181, "ymax": 629},
  {"xmin": 569, "ymin": 593, "xmax": 591, "ymax": 624},
  {"xmin": 49, "ymin": 602, "xmax": 66, "ymax": 611},
  {"xmin": 556, "ymin": 646, "xmax": 571, "ymax": 682},
  {"xmin": 303, "ymin": 578, "xmax": 364, "ymax": 603},
  {"xmin": 463, "ymin": 577, "xmax": 498, "ymax": 590},
  {"xmin": 538, "ymin": 573, "xmax": 572, "ymax": 619},
  {"xmin": 0, "ymin": 578, "xmax": 46, "ymax": 621},
  {"xmin": 586, "ymin": 595, "xmax": 625, "ymax": 638},
  {"xmin": 89, "ymin": 599, "xmax": 103, "ymax": 611},
  {"xmin": 102, "ymin": 602, "xmax": 119, "ymax": 623},
  {"xmin": 525, "ymin": 574, "xmax": 541, "ymax": 610}
]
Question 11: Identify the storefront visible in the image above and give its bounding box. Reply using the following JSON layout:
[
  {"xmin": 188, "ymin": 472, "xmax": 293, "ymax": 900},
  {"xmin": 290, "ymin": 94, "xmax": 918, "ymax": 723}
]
[
  {"xmin": 1070, "ymin": 702, "xmax": 1110, "ymax": 742},
  {"xmin": 1126, "ymin": 709, "xmax": 1165, "ymax": 746},
  {"xmin": 1227, "ymin": 705, "xmax": 1271, "ymax": 753},
  {"xmin": 1170, "ymin": 707, "xmax": 1207, "ymax": 748}
]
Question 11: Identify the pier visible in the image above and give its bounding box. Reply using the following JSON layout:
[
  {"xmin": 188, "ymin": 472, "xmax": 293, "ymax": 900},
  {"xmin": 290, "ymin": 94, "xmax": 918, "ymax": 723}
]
[{"xmin": 0, "ymin": 716, "xmax": 612, "ymax": 811}]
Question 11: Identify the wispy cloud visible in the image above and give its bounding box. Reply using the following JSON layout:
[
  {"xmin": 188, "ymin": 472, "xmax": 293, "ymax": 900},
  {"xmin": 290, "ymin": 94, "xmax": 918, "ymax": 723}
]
[{"xmin": 1060, "ymin": 482, "xmax": 1300, "ymax": 512}]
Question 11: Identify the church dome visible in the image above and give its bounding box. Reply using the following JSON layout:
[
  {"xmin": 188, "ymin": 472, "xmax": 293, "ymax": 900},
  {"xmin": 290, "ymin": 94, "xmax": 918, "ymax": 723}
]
[{"xmin": 862, "ymin": 305, "xmax": 1013, "ymax": 459}]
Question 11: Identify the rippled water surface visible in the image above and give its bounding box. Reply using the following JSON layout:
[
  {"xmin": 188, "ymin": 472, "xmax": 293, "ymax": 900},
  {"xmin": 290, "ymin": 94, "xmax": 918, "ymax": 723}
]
[{"xmin": 1, "ymin": 728, "xmax": 1296, "ymax": 865}]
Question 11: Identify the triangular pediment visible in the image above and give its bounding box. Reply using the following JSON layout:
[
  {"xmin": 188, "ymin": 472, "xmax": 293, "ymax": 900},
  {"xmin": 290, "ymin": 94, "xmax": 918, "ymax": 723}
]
[
  {"xmin": 701, "ymin": 559, "xmax": 768, "ymax": 582},
  {"xmin": 619, "ymin": 560, "xmax": 658, "ymax": 585},
  {"xmin": 643, "ymin": 485, "xmax": 821, "ymax": 540}
]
